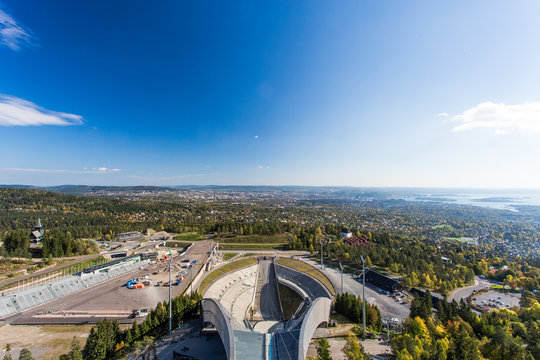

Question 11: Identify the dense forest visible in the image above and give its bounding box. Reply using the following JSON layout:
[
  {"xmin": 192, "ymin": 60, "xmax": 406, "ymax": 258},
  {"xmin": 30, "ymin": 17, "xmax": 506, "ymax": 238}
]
[
  {"xmin": 1, "ymin": 187, "xmax": 538, "ymax": 294},
  {"xmin": 392, "ymin": 290, "xmax": 540, "ymax": 359},
  {"xmin": 1, "ymin": 188, "xmax": 539, "ymax": 261}
]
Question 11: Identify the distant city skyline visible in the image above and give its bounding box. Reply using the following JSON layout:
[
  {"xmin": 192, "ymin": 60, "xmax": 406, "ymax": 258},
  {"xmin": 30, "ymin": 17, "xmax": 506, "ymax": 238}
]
[{"xmin": 1, "ymin": 1, "xmax": 540, "ymax": 188}]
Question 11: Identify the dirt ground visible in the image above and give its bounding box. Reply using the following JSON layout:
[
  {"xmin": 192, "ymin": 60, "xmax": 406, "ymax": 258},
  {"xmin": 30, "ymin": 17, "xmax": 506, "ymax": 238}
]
[
  {"xmin": 306, "ymin": 324, "xmax": 392, "ymax": 359},
  {"xmin": 0, "ymin": 324, "xmax": 94, "ymax": 360}
]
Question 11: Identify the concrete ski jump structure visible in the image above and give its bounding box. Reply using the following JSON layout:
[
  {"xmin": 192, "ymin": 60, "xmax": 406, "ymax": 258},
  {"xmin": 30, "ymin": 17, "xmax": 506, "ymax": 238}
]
[{"xmin": 200, "ymin": 257, "xmax": 333, "ymax": 360}]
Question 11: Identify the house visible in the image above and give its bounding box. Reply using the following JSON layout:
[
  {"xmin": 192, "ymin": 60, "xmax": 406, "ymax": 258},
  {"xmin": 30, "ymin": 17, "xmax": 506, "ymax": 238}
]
[
  {"xmin": 344, "ymin": 235, "xmax": 373, "ymax": 247},
  {"xmin": 30, "ymin": 217, "xmax": 45, "ymax": 243},
  {"xmin": 340, "ymin": 228, "xmax": 353, "ymax": 238}
]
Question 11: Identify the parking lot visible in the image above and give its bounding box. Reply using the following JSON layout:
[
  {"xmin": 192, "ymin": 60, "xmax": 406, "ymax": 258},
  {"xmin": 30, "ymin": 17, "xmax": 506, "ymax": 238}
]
[{"xmin": 472, "ymin": 290, "xmax": 520, "ymax": 311}]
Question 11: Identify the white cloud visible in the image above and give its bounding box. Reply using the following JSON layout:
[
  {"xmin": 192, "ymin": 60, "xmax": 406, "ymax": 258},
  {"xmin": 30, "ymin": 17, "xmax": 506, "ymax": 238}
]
[
  {"xmin": 0, "ymin": 94, "xmax": 83, "ymax": 126},
  {"xmin": 437, "ymin": 112, "xmax": 449, "ymax": 117},
  {"xmin": 128, "ymin": 174, "xmax": 206, "ymax": 181},
  {"xmin": 1, "ymin": 167, "xmax": 121, "ymax": 174},
  {"xmin": 254, "ymin": 135, "xmax": 259, "ymax": 139},
  {"xmin": 451, "ymin": 101, "xmax": 540, "ymax": 134},
  {"xmin": 0, "ymin": 6, "xmax": 36, "ymax": 51}
]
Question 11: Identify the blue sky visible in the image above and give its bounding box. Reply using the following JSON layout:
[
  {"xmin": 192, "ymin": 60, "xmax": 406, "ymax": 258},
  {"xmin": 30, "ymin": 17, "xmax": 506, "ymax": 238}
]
[{"xmin": 1, "ymin": 0, "xmax": 540, "ymax": 188}]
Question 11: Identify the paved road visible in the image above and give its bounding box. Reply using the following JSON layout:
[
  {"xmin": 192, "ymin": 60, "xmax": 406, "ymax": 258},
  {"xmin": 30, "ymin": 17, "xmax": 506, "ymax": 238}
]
[
  {"xmin": 449, "ymin": 276, "xmax": 495, "ymax": 301},
  {"xmin": 3, "ymin": 240, "xmax": 213, "ymax": 325},
  {"xmin": 220, "ymin": 249, "xmax": 309, "ymax": 256},
  {"xmin": 302, "ymin": 258, "xmax": 411, "ymax": 322},
  {"xmin": 255, "ymin": 260, "xmax": 283, "ymax": 321}
]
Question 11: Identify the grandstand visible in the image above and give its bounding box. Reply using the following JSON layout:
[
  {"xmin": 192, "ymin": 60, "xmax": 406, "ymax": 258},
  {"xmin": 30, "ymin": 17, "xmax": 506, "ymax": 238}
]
[
  {"xmin": 0, "ymin": 257, "xmax": 150, "ymax": 318},
  {"xmin": 204, "ymin": 264, "xmax": 258, "ymax": 326}
]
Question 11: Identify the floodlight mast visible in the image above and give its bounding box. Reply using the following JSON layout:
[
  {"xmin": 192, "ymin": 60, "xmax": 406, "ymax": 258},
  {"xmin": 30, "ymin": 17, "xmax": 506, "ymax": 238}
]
[
  {"xmin": 319, "ymin": 239, "xmax": 324, "ymax": 269},
  {"xmin": 165, "ymin": 242, "xmax": 173, "ymax": 335},
  {"xmin": 339, "ymin": 262, "xmax": 344, "ymax": 294},
  {"xmin": 361, "ymin": 255, "xmax": 366, "ymax": 340}
]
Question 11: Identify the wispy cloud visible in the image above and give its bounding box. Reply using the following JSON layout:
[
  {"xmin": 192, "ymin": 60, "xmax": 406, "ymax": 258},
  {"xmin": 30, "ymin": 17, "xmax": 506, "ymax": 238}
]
[
  {"xmin": 0, "ymin": 6, "xmax": 36, "ymax": 51},
  {"xmin": 254, "ymin": 135, "xmax": 259, "ymax": 139},
  {"xmin": 1, "ymin": 167, "xmax": 121, "ymax": 174},
  {"xmin": 128, "ymin": 174, "xmax": 206, "ymax": 181},
  {"xmin": 0, "ymin": 94, "xmax": 83, "ymax": 126},
  {"xmin": 450, "ymin": 101, "xmax": 540, "ymax": 134},
  {"xmin": 258, "ymin": 165, "xmax": 270, "ymax": 169}
]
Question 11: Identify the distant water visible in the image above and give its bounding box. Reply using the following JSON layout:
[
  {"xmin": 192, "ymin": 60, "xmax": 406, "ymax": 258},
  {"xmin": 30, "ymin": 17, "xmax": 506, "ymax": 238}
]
[{"xmin": 402, "ymin": 190, "xmax": 540, "ymax": 212}]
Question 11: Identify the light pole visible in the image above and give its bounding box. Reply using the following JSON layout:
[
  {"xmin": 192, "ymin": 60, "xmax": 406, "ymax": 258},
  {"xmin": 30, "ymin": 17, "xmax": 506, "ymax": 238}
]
[
  {"xmin": 339, "ymin": 262, "xmax": 344, "ymax": 294},
  {"xmin": 189, "ymin": 263, "xmax": 193, "ymax": 296},
  {"xmin": 319, "ymin": 239, "xmax": 324, "ymax": 269},
  {"xmin": 361, "ymin": 255, "xmax": 366, "ymax": 340},
  {"xmin": 164, "ymin": 242, "xmax": 173, "ymax": 335}
]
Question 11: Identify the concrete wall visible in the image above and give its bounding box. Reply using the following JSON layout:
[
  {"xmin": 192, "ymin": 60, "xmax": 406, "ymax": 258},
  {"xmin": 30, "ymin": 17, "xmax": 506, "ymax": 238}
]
[
  {"xmin": 297, "ymin": 297, "xmax": 332, "ymax": 360},
  {"xmin": 201, "ymin": 298, "xmax": 235, "ymax": 360},
  {"xmin": 275, "ymin": 264, "xmax": 332, "ymax": 300}
]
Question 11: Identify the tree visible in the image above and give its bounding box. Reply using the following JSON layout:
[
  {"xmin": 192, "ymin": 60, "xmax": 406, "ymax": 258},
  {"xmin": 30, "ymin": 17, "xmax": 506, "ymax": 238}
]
[
  {"xmin": 3, "ymin": 344, "xmax": 12, "ymax": 360},
  {"xmin": 409, "ymin": 293, "xmax": 432, "ymax": 321},
  {"xmin": 2, "ymin": 230, "xmax": 30, "ymax": 257},
  {"xmin": 316, "ymin": 338, "xmax": 333, "ymax": 360},
  {"xmin": 17, "ymin": 349, "xmax": 33, "ymax": 360},
  {"xmin": 342, "ymin": 332, "xmax": 366, "ymax": 360},
  {"xmin": 83, "ymin": 327, "xmax": 106, "ymax": 360},
  {"xmin": 68, "ymin": 337, "xmax": 83, "ymax": 360},
  {"xmin": 131, "ymin": 320, "xmax": 140, "ymax": 340}
]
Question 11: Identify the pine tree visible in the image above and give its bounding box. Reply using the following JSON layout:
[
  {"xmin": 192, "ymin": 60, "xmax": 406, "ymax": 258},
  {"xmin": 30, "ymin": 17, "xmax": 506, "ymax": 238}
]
[
  {"xmin": 3, "ymin": 344, "xmax": 12, "ymax": 360},
  {"xmin": 131, "ymin": 320, "xmax": 141, "ymax": 340},
  {"xmin": 83, "ymin": 327, "xmax": 106, "ymax": 360},
  {"xmin": 68, "ymin": 337, "xmax": 83, "ymax": 360},
  {"xmin": 342, "ymin": 333, "xmax": 365, "ymax": 360},
  {"xmin": 18, "ymin": 349, "xmax": 33, "ymax": 360},
  {"xmin": 124, "ymin": 329, "xmax": 133, "ymax": 345},
  {"xmin": 316, "ymin": 338, "xmax": 333, "ymax": 360}
]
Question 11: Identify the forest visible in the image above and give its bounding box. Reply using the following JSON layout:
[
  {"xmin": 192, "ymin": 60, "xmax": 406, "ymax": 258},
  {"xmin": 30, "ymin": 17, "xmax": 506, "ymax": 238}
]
[
  {"xmin": 392, "ymin": 290, "xmax": 540, "ymax": 359},
  {"xmin": 1, "ymin": 187, "xmax": 538, "ymax": 294}
]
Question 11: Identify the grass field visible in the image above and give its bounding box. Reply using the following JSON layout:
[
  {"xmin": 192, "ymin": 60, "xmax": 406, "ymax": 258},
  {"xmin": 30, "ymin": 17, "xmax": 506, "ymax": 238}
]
[
  {"xmin": 444, "ymin": 236, "xmax": 475, "ymax": 244},
  {"xmin": 277, "ymin": 257, "xmax": 335, "ymax": 295},
  {"xmin": 198, "ymin": 257, "xmax": 257, "ymax": 294},
  {"xmin": 223, "ymin": 253, "xmax": 238, "ymax": 261},
  {"xmin": 278, "ymin": 283, "xmax": 304, "ymax": 319},
  {"xmin": 433, "ymin": 224, "xmax": 455, "ymax": 230},
  {"xmin": 174, "ymin": 232, "xmax": 206, "ymax": 241},
  {"xmin": 0, "ymin": 259, "xmax": 32, "ymax": 282},
  {"xmin": 219, "ymin": 243, "xmax": 285, "ymax": 250},
  {"xmin": 165, "ymin": 240, "xmax": 193, "ymax": 248},
  {"xmin": 215, "ymin": 234, "xmax": 289, "ymax": 243}
]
